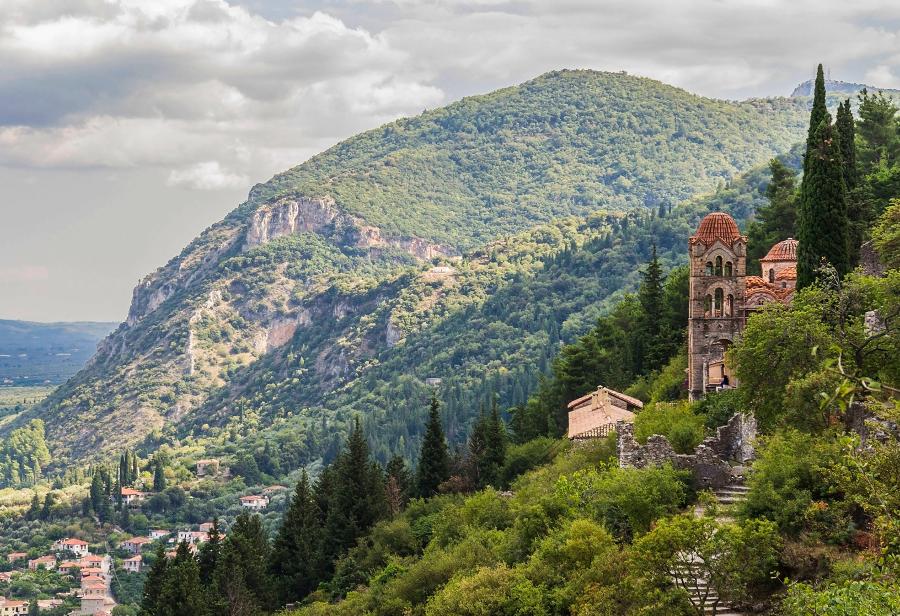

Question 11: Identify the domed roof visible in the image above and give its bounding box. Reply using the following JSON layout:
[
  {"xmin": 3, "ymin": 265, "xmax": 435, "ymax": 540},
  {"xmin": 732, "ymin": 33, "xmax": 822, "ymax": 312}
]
[
  {"xmin": 775, "ymin": 265, "xmax": 797, "ymax": 281},
  {"xmin": 762, "ymin": 238, "xmax": 798, "ymax": 262},
  {"xmin": 693, "ymin": 212, "xmax": 741, "ymax": 246}
]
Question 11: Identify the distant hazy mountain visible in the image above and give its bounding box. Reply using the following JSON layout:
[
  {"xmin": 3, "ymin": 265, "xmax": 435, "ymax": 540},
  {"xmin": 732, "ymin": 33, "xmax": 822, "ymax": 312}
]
[
  {"xmin": 791, "ymin": 78, "xmax": 900, "ymax": 98},
  {"xmin": 0, "ymin": 320, "xmax": 116, "ymax": 385}
]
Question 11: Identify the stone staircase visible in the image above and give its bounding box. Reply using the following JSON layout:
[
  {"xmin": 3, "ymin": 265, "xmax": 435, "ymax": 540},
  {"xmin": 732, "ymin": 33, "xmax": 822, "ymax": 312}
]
[{"xmin": 680, "ymin": 470, "xmax": 751, "ymax": 616}]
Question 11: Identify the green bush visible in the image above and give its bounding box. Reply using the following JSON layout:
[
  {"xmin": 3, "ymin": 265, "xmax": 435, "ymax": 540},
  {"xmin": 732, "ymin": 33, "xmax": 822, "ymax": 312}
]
[{"xmin": 634, "ymin": 402, "xmax": 705, "ymax": 454}]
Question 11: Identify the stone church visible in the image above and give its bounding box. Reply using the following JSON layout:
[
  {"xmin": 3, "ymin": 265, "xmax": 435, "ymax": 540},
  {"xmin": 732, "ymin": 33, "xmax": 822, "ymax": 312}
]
[{"xmin": 688, "ymin": 212, "xmax": 797, "ymax": 399}]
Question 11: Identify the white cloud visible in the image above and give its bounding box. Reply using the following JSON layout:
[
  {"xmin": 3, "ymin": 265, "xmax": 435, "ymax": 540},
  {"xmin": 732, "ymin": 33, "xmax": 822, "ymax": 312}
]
[
  {"xmin": 865, "ymin": 64, "xmax": 900, "ymax": 89},
  {"xmin": 166, "ymin": 161, "xmax": 249, "ymax": 190}
]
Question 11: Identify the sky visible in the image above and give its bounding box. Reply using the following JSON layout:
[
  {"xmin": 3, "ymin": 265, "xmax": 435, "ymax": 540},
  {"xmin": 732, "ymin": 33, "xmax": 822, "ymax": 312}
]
[{"xmin": 1, "ymin": 0, "xmax": 899, "ymax": 322}]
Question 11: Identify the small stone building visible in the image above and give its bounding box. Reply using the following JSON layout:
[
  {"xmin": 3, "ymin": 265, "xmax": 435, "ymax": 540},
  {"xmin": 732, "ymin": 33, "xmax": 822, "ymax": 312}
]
[{"xmin": 567, "ymin": 386, "xmax": 643, "ymax": 440}]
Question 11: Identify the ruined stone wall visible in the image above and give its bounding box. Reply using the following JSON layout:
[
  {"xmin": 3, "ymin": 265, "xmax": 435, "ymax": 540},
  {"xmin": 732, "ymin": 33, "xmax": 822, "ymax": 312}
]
[{"xmin": 617, "ymin": 413, "xmax": 757, "ymax": 490}]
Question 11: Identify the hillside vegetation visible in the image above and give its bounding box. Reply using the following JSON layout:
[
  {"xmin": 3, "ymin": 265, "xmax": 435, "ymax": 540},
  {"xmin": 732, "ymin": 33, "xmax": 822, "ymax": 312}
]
[{"xmin": 15, "ymin": 70, "xmax": 811, "ymax": 465}]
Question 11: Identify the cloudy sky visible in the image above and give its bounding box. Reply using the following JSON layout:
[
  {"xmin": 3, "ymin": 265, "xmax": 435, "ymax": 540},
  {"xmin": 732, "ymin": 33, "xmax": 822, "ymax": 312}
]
[{"xmin": 1, "ymin": 0, "xmax": 899, "ymax": 322}]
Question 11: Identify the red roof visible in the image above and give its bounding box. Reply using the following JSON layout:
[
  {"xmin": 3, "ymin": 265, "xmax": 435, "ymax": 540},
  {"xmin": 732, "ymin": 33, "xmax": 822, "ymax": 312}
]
[
  {"xmin": 125, "ymin": 536, "xmax": 152, "ymax": 544},
  {"xmin": 761, "ymin": 238, "xmax": 798, "ymax": 262},
  {"xmin": 693, "ymin": 212, "xmax": 742, "ymax": 246},
  {"xmin": 120, "ymin": 488, "xmax": 145, "ymax": 496},
  {"xmin": 59, "ymin": 538, "xmax": 88, "ymax": 546}
]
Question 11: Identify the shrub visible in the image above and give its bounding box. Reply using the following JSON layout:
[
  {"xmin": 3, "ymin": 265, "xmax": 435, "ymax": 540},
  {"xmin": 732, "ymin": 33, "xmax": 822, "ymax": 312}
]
[{"xmin": 634, "ymin": 402, "xmax": 705, "ymax": 454}]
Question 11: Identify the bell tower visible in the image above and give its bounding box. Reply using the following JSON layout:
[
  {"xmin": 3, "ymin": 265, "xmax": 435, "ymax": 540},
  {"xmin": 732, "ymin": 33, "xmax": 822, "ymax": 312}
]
[{"xmin": 687, "ymin": 212, "xmax": 747, "ymax": 399}]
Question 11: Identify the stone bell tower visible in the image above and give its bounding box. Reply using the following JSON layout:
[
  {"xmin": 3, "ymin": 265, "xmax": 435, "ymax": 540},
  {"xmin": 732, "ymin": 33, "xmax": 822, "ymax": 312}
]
[{"xmin": 687, "ymin": 212, "xmax": 747, "ymax": 400}]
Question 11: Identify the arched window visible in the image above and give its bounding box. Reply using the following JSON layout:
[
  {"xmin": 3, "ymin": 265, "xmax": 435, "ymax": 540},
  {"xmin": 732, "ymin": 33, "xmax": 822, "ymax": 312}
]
[
  {"xmin": 727, "ymin": 294, "xmax": 734, "ymax": 316},
  {"xmin": 714, "ymin": 288, "xmax": 723, "ymax": 315},
  {"xmin": 704, "ymin": 295, "xmax": 712, "ymax": 314},
  {"xmin": 715, "ymin": 256, "xmax": 723, "ymax": 276},
  {"xmin": 705, "ymin": 262, "xmax": 714, "ymax": 275},
  {"xmin": 724, "ymin": 261, "xmax": 733, "ymax": 276},
  {"xmin": 768, "ymin": 268, "xmax": 775, "ymax": 283}
]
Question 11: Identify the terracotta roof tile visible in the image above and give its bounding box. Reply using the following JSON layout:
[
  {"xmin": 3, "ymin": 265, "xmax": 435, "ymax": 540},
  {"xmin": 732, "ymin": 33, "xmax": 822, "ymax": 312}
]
[
  {"xmin": 762, "ymin": 238, "xmax": 798, "ymax": 261},
  {"xmin": 692, "ymin": 212, "xmax": 742, "ymax": 246}
]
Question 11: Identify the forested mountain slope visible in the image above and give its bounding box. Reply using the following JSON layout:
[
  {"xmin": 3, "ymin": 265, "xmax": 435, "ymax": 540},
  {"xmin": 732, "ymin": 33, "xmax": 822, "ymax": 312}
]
[{"xmin": 15, "ymin": 70, "xmax": 811, "ymax": 463}]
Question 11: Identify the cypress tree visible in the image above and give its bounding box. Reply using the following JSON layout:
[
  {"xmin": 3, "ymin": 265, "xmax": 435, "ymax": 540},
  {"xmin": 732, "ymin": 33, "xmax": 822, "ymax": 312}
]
[
  {"xmin": 140, "ymin": 544, "xmax": 168, "ymax": 616},
  {"xmin": 270, "ymin": 471, "xmax": 323, "ymax": 603},
  {"xmin": 40, "ymin": 492, "xmax": 54, "ymax": 521},
  {"xmin": 416, "ymin": 396, "xmax": 451, "ymax": 497},
  {"xmin": 804, "ymin": 64, "xmax": 829, "ymax": 174},
  {"xmin": 26, "ymin": 493, "xmax": 40, "ymax": 521},
  {"xmin": 28, "ymin": 599, "xmax": 39, "ymax": 616},
  {"xmin": 798, "ymin": 117, "xmax": 851, "ymax": 287},
  {"xmin": 153, "ymin": 459, "xmax": 166, "ymax": 492},
  {"xmin": 836, "ymin": 98, "xmax": 865, "ymax": 266}
]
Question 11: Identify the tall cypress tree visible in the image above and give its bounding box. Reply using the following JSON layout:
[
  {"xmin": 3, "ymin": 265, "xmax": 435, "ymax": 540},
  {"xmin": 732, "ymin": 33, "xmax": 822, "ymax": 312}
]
[
  {"xmin": 416, "ymin": 396, "xmax": 451, "ymax": 498},
  {"xmin": 798, "ymin": 117, "xmax": 851, "ymax": 287},
  {"xmin": 804, "ymin": 64, "xmax": 829, "ymax": 174},
  {"xmin": 198, "ymin": 517, "xmax": 222, "ymax": 585},
  {"xmin": 270, "ymin": 471, "xmax": 323, "ymax": 603},
  {"xmin": 153, "ymin": 459, "xmax": 166, "ymax": 492},
  {"xmin": 836, "ymin": 98, "xmax": 865, "ymax": 266}
]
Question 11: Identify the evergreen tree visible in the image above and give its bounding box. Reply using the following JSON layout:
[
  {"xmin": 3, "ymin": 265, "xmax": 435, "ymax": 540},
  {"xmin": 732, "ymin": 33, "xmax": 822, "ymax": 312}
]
[
  {"xmin": 856, "ymin": 88, "xmax": 900, "ymax": 172},
  {"xmin": 836, "ymin": 99, "xmax": 866, "ymax": 266},
  {"xmin": 157, "ymin": 542, "xmax": 204, "ymax": 616},
  {"xmin": 416, "ymin": 397, "xmax": 451, "ymax": 497},
  {"xmin": 40, "ymin": 492, "xmax": 54, "ymax": 521},
  {"xmin": 221, "ymin": 513, "xmax": 273, "ymax": 611},
  {"xmin": 323, "ymin": 419, "xmax": 387, "ymax": 567},
  {"xmin": 804, "ymin": 64, "xmax": 829, "ymax": 175},
  {"xmin": 798, "ymin": 117, "xmax": 851, "ymax": 287},
  {"xmin": 198, "ymin": 517, "xmax": 222, "ymax": 585},
  {"xmin": 385, "ymin": 455, "xmax": 412, "ymax": 514},
  {"xmin": 638, "ymin": 244, "xmax": 666, "ymax": 372},
  {"xmin": 747, "ymin": 158, "xmax": 799, "ymax": 269},
  {"xmin": 26, "ymin": 493, "xmax": 40, "ymax": 521},
  {"xmin": 270, "ymin": 471, "xmax": 323, "ymax": 604},
  {"xmin": 27, "ymin": 599, "xmax": 39, "ymax": 616},
  {"xmin": 213, "ymin": 541, "xmax": 259, "ymax": 616},
  {"xmin": 140, "ymin": 544, "xmax": 168, "ymax": 616},
  {"xmin": 153, "ymin": 460, "xmax": 166, "ymax": 492}
]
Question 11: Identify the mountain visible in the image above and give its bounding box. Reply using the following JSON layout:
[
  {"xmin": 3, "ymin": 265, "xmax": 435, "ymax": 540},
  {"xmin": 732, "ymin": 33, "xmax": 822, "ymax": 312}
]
[
  {"xmin": 14, "ymin": 69, "xmax": 812, "ymax": 463},
  {"xmin": 0, "ymin": 320, "xmax": 116, "ymax": 386},
  {"xmin": 791, "ymin": 78, "xmax": 900, "ymax": 98}
]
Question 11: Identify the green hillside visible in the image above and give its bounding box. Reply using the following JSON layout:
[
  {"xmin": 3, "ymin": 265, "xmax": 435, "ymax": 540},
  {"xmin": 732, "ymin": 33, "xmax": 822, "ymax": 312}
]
[{"xmin": 15, "ymin": 70, "xmax": 811, "ymax": 463}]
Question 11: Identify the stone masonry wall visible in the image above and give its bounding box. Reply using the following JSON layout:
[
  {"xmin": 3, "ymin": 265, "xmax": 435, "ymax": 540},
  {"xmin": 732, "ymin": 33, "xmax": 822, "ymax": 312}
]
[{"xmin": 617, "ymin": 413, "xmax": 757, "ymax": 490}]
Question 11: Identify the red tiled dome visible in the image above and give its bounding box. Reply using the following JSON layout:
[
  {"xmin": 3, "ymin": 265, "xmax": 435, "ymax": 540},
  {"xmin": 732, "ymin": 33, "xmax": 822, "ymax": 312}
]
[
  {"xmin": 762, "ymin": 238, "xmax": 798, "ymax": 262},
  {"xmin": 694, "ymin": 212, "xmax": 741, "ymax": 246},
  {"xmin": 775, "ymin": 265, "xmax": 797, "ymax": 280}
]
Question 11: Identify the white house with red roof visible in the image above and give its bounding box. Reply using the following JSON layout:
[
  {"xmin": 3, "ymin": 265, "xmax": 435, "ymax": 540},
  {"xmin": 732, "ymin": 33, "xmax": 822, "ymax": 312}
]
[
  {"xmin": 52, "ymin": 537, "xmax": 89, "ymax": 556},
  {"xmin": 123, "ymin": 555, "xmax": 142, "ymax": 573},
  {"xmin": 120, "ymin": 487, "xmax": 147, "ymax": 506},
  {"xmin": 239, "ymin": 494, "xmax": 269, "ymax": 511},
  {"xmin": 121, "ymin": 536, "xmax": 152, "ymax": 554},
  {"xmin": 0, "ymin": 597, "xmax": 28, "ymax": 614},
  {"xmin": 28, "ymin": 555, "xmax": 56, "ymax": 571}
]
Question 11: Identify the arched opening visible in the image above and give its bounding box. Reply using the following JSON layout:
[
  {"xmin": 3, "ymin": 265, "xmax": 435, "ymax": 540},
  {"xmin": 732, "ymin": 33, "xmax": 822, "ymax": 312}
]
[
  {"xmin": 715, "ymin": 256, "xmax": 723, "ymax": 276},
  {"xmin": 724, "ymin": 261, "xmax": 733, "ymax": 277},
  {"xmin": 705, "ymin": 261, "xmax": 714, "ymax": 275},
  {"xmin": 704, "ymin": 294, "xmax": 712, "ymax": 315},
  {"xmin": 727, "ymin": 294, "xmax": 734, "ymax": 316},
  {"xmin": 714, "ymin": 288, "xmax": 723, "ymax": 316},
  {"xmin": 768, "ymin": 268, "xmax": 775, "ymax": 283}
]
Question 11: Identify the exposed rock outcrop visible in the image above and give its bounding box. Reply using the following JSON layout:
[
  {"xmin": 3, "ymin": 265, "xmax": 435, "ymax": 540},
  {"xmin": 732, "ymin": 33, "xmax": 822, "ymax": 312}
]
[{"xmin": 244, "ymin": 196, "xmax": 341, "ymax": 249}]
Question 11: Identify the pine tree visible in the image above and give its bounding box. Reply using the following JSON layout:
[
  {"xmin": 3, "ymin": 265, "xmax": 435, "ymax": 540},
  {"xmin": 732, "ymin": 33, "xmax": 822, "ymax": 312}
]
[
  {"xmin": 213, "ymin": 541, "xmax": 259, "ymax": 616},
  {"xmin": 416, "ymin": 396, "xmax": 451, "ymax": 498},
  {"xmin": 804, "ymin": 64, "xmax": 829, "ymax": 174},
  {"xmin": 638, "ymin": 244, "xmax": 666, "ymax": 372},
  {"xmin": 140, "ymin": 544, "xmax": 168, "ymax": 616},
  {"xmin": 747, "ymin": 158, "xmax": 798, "ymax": 269},
  {"xmin": 157, "ymin": 541, "xmax": 204, "ymax": 616},
  {"xmin": 270, "ymin": 471, "xmax": 323, "ymax": 603},
  {"xmin": 222, "ymin": 513, "xmax": 273, "ymax": 611},
  {"xmin": 323, "ymin": 419, "xmax": 387, "ymax": 566},
  {"xmin": 798, "ymin": 117, "xmax": 851, "ymax": 287},
  {"xmin": 385, "ymin": 455, "xmax": 412, "ymax": 514},
  {"xmin": 198, "ymin": 517, "xmax": 222, "ymax": 585}
]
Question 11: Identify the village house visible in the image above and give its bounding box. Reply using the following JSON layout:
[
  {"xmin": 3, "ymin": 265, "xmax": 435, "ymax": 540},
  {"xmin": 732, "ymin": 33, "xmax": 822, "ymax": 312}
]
[
  {"xmin": 0, "ymin": 598, "xmax": 28, "ymax": 615},
  {"xmin": 176, "ymin": 530, "xmax": 209, "ymax": 545},
  {"xmin": 36, "ymin": 599, "xmax": 63, "ymax": 611},
  {"xmin": 195, "ymin": 459, "xmax": 220, "ymax": 476},
  {"xmin": 149, "ymin": 529, "xmax": 169, "ymax": 540},
  {"xmin": 123, "ymin": 555, "xmax": 142, "ymax": 573},
  {"xmin": 198, "ymin": 522, "xmax": 215, "ymax": 533},
  {"xmin": 567, "ymin": 386, "xmax": 644, "ymax": 440},
  {"xmin": 0, "ymin": 573, "xmax": 13, "ymax": 583},
  {"xmin": 79, "ymin": 579, "xmax": 108, "ymax": 615},
  {"xmin": 28, "ymin": 555, "xmax": 56, "ymax": 571},
  {"xmin": 79, "ymin": 554, "xmax": 110, "ymax": 573},
  {"xmin": 57, "ymin": 560, "xmax": 81, "ymax": 575},
  {"xmin": 5, "ymin": 552, "xmax": 26, "ymax": 563},
  {"xmin": 120, "ymin": 487, "xmax": 147, "ymax": 506},
  {"xmin": 239, "ymin": 494, "xmax": 269, "ymax": 511},
  {"xmin": 121, "ymin": 536, "xmax": 152, "ymax": 554},
  {"xmin": 52, "ymin": 537, "xmax": 89, "ymax": 556}
]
